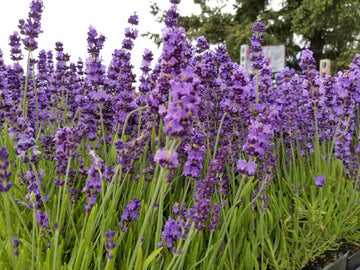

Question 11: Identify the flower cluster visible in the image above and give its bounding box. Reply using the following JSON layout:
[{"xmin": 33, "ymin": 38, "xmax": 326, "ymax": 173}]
[
  {"xmin": 36, "ymin": 210, "xmax": 50, "ymax": 228},
  {"xmin": 25, "ymin": 169, "xmax": 48, "ymax": 209},
  {"xmin": 54, "ymin": 126, "xmax": 80, "ymax": 186},
  {"xmin": 183, "ymin": 132, "xmax": 205, "ymax": 178},
  {"xmin": 0, "ymin": 147, "xmax": 12, "ymax": 192},
  {"xmin": 12, "ymin": 237, "xmax": 20, "ymax": 256},
  {"xmin": 187, "ymin": 146, "xmax": 229, "ymax": 230},
  {"xmin": 154, "ymin": 149, "xmax": 179, "ymax": 170},
  {"xmin": 249, "ymin": 22, "xmax": 265, "ymax": 70},
  {"xmin": 315, "ymin": 175, "xmax": 326, "ymax": 187},
  {"xmin": 82, "ymin": 147, "xmax": 112, "ymax": 211},
  {"xmin": 119, "ymin": 198, "xmax": 142, "ymax": 232},
  {"xmin": 236, "ymin": 159, "xmax": 258, "ymax": 176},
  {"xmin": 243, "ymin": 113, "xmax": 274, "ymax": 158},
  {"xmin": 9, "ymin": 32, "xmax": 23, "ymax": 61},
  {"xmin": 162, "ymin": 67, "xmax": 201, "ymax": 139},
  {"xmin": 14, "ymin": 132, "xmax": 39, "ymax": 163},
  {"xmin": 115, "ymin": 130, "xmax": 150, "ymax": 175},
  {"xmin": 104, "ymin": 230, "xmax": 116, "ymax": 260},
  {"xmin": 18, "ymin": 0, "xmax": 44, "ymax": 51},
  {"xmin": 158, "ymin": 216, "xmax": 188, "ymax": 253}
]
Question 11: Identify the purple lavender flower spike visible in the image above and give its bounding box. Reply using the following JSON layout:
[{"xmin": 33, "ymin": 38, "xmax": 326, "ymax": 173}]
[
  {"xmin": 128, "ymin": 12, "xmax": 139, "ymax": 25},
  {"xmin": 104, "ymin": 229, "xmax": 116, "ymax": 260},
  {"xmin": 158, "ymin": 216, "xmax": 187, "ymax": 253},
  {"xmin": 299, "ymin": 49, "xmax": 317, "ymax": 73},
  {"xmin": 236, "ymin": 159, "xmax": 247, "ymax": 174},
  {"xmin": 36, "ymin": 210, "xmax": 50, "ymax": 228},
  {"xmin": 252, "ymin": 22, "xmax": 265, "ymax": 33},
  {"xmin": 249, "ymin": 22, "xmax": 265, "ymax": 71},
  {"xmin": 119, "ymin": 198, "xmax": 142, "ymax": 232},
  {"xmin": 18, "ymin": 0, "xmax": 44, "ymax": 51},
  {"xmin": 246, "ymin": 161, "xmax": 258, "ymax": 176},
  {"xmin": 315, "ymin": 175, "xmax": 326, "ymax": 187},
  {"xmin": 236, "ymin": 159, "xmax": 258, "ymax": 176},
  {"xmin": 12, "ymin": 237, "xmax": 20, "ymax": 256},
  {"xmin": 9, "ymin": 32, "xmax": 24, "ymax": 61},
  {"xmin": 172, "ymin": 202, "xmax": 186, "ymax": 216},
  {"xmin": 108, "ymin": 13, "xmax": 139, "ymax": 136},
  {"xmin": 154, "ymin": 149, "xmax": 179, "ymax": 170},
  {"xmin": 12, "ymin": 237, "xmax": 20, "ymax": 248},
  {"xmin": 187, "ymin": 147, "xmax": 229, "ymax": 230},
  {"xmin": 54, "ymin": 126, "xmax": 80, "ymax": 186},
  {"xmin": 25, "ymin": 169, "xmax": 48, "ymax": 208},
  {"xmin": 0, "ymin": 147, "xmax": 13, "ymax": 193},
  {"xmin": 136, "ymin": 48, "xmax": 154, "ymax": 106},
  {"xmin": 14, "ymin": 132, "xmax": 38, "ymax": 163},
  {"xmin": 183, "ymin": 145, "xmax": 205, "ymax": 178},
  {"xmin": 195, "ymin": 36, "xmax": 209, "ymax": 54},
  {"xmin": 165, "ymin": 4, "xmax": 180, "ymax": 28},
  {"xmin": 87, "ymin": 25, "xmax": 106, "ymax": 59},
  {"xmin": 82, "ymin": 147, "xmax": 112, "ymax": 211},
  {"xmin": 115, "ymin": 131, "xmax": 150, "ymax": 175},
  {"xmin": 163, "ymin": 67, "xmax": 201, "ymax": 140}
]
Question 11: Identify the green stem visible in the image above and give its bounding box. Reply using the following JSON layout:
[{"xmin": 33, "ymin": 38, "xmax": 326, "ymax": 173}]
[
  {"xmin": 79, "ymin": 213, "xmax": 89, "ymax": 245},
  {"xmin": 313, "ymin": 99, "xmax": 321, "ymax": 173},
  {"xmin": 9, "ymin": 195, "xmax": 31, "ymax": 239},
  {"xmin": 213, "ymin": 112, "xmax": 228, "ymax": 159},
  {"xmin": 31, "ymin": 163, "xmax": 54, "ymax": 233},
  {"xmin": 53, "ymin": 158, "xmax": 72, "ymax": 270},
  {"xmin": 55, "ymin": 158, "xmax": 72, "ymax": 226},
  {"xmin": 67, "ymin": 203, "xmax": 79, "ymax": 240},
  {"xmin": 154, "ymin": 168, "xmax": 168, "ymax": 250},
  {"xmin": 31, "ymin": 59, "xmax": 39, "ymax": 134},
  {"xmin": 93, "ymin": 165, "xmax": 121, "ymax": 228},
  {"xmin": 138, "ymin": 108, "xmax": 143, "ymax": 136},
  {"xmin": 22, "ymin": 51, "xmax": 31, "ymax": 118},
  {"xmin": 121, "ymin": 105, "xmax": 148, "ymax": 142},
  {"xmin": 52, "ymin": 229, "xmax": 59, "ymax": 270},
  {"xmin": 31, "ymin": 207, "xmax": 36, "ymax": 270},
  {"xmin": 99, "ymin": 102, "xmax": 107, "ymax": 153},
  {"xmin": 255, "ymin": 70, "xmax": 259, "ymax": 104},
  {"xmin": 65, "ymin": 86, "xmax": 69, "ymax": 123},
  {"xmin": 172, "ymin": 225, "xmax": 196, "ymax": 270},
  {"xmin": 208, "ymin": 175, "xmax": 267, "ymax": 266},
  {"xmin": 128, "ymin": 165, "xmax": 166, "ymax": 270},
  {"xmin": 2, "ymin": 193, "xmax": 16, "ymax": 267},
  {"xmin": 189, "ymin": 232, "xmax": 213, "ymax": 270},
  {"xmin": 70, "ymin": 107, "xmax": 81, "ymax": 125}
]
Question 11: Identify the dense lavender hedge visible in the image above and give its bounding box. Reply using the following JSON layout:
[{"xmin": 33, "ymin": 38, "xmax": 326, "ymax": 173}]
[{"xmin": 1, "ymin": 0, "xmax": 360, "ymax": 269}]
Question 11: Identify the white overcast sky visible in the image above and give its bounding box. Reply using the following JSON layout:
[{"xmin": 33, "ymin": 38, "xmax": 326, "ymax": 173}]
[
  {"xmin": 0, "ymin": 0, "xmax": 281, "ymax": 77},
  {"xmin": 0, "ymin": 0, "xmax": 204, "ymax": 76}
]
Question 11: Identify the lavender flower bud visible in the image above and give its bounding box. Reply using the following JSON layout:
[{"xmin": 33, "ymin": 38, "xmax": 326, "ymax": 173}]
[
  {"xmin": 314, "ymin": 175, "xmax": 326, "ymax": 187},
  {"xmin": 119, "ymin": 198, "xmax": 141, "ymax": 232},
  {"xmin": 36, "ymin": 210, "xmax": 50, "ymax": 228},
  {"xmin": 104, "ymin": 229, "xmax": 116, "ymax": 260},
  {"xmin": 154, "ymin": 149, "xmax": 179, "ymax": 170},
  {"xmin": 0, "ymin": 147, "xmax": 13, "ymax": 192}
]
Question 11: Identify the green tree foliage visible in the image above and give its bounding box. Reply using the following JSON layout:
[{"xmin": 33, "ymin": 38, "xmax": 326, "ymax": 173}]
[{"xmin": 147, "ymin": 0, "xmax": 360, "ymax": 72}]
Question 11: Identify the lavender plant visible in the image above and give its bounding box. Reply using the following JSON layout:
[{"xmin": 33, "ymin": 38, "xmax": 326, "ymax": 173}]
[{"xmin": 1, "ymin": 0, "xmax": 360, "ymax": 269}]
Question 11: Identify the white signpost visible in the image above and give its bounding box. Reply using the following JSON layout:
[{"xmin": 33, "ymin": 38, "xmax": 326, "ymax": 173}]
[
  {"xmin": 240, "ymin": 44, "xmax": 286, "ymax": 73},
  {"xmin": 319, "ymin": 59, "xmax": 331, "ymax": 79}
]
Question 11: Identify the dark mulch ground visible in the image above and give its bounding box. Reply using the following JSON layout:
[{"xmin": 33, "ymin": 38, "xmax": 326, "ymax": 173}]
[{"xmin": 302, "ymin": 242, "xmax": 360, "ymax": 270}]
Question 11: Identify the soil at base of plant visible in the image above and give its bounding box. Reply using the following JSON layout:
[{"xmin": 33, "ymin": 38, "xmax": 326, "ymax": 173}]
[{"xmin": 302, "ymin": 242, "xmax": 360, "ymax": 270}]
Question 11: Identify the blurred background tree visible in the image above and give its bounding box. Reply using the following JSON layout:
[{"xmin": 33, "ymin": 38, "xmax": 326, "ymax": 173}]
[{"xmin": 146, "ymin": 0, "xmax": 360, "ymax": 73}]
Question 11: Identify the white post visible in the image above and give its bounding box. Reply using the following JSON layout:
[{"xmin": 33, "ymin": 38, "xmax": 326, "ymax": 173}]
[
  {"xmin": 319, "ymin": 59, "xmax": 331, "ymax": 79},
  {"xmin": 240, "ymin": 44, "xmax": 249, "ymax": 67}
]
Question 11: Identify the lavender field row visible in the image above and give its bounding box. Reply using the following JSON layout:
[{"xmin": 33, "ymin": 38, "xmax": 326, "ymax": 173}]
[{"xmin": 1, "ymin": 0, "xmax": 360, "ymax": 269}]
